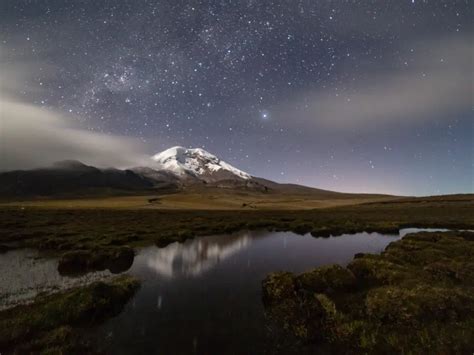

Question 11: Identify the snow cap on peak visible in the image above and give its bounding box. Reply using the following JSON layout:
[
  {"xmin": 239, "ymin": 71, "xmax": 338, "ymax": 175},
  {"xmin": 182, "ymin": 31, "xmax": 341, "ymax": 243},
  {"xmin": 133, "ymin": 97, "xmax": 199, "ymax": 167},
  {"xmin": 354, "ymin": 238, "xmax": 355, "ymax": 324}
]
[{"xmin": 151, "ymin": 146, "xmax": 250, "ymax": 180}]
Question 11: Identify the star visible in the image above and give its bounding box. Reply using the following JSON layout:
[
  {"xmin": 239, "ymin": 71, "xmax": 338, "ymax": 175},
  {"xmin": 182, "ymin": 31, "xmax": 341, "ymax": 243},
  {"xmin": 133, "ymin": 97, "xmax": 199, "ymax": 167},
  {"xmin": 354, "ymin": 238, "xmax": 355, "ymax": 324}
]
[{"xmin": 260, "ymin": 110, "xmax": 270, "ymax": 120}]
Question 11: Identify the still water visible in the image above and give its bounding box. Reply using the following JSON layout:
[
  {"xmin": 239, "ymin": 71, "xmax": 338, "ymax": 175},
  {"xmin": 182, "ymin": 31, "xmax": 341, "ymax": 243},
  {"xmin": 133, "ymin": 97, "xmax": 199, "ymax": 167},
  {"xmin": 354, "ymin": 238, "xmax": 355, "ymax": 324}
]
[
  {"xmin": 87, "ymin": 228, "xmax": 447, "ymax": 354},
  {"xmin": 0, "ymin": 228, "xmax": 447, "ymax": 351}
]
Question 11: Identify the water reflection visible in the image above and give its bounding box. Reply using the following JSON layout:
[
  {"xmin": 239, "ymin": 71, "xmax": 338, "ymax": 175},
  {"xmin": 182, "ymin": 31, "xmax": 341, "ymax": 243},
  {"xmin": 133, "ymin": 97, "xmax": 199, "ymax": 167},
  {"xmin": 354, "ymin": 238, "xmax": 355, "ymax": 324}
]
[
  {"xmin": 136, "ymin": 228, "xmax": 450, "ymax": 280},
  {"xmin": 93, "ymin": 229, "xmax": 412, "ymax": 354},
  {"xmin": 142, "ymin": 231, "xmax": 265, "ymax": 277},
  {"xmin": 1, "ymin": 227, "xmax": 452, "ymax": 353},
  {"xmin": 0, "ymin": 228, "xmax": 449, "ymax": 315}
]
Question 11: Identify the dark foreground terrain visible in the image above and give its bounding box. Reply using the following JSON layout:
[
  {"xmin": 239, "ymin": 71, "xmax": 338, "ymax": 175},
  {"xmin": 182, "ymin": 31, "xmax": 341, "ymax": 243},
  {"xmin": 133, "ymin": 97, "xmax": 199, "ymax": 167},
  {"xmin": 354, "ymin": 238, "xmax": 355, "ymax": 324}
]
[
  {"xmin": 262, "ymin": 230, "xmax": 474, "ymax": 354},
  {"xmin": 0, "ymin": 195, "xmax": 473, "ymax": 353},
  {"xmin": 0, "ymin": 276, "xmax": 139, "ymax": 354}
]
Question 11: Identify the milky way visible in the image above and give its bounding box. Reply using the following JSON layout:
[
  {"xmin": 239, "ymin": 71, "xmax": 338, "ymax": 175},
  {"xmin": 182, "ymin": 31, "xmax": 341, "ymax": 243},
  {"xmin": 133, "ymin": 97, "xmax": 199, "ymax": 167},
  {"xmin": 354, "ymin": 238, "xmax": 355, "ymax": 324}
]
[{"xmin": 1, "ymin": 0, "xmax": 472, "ymax": 195}]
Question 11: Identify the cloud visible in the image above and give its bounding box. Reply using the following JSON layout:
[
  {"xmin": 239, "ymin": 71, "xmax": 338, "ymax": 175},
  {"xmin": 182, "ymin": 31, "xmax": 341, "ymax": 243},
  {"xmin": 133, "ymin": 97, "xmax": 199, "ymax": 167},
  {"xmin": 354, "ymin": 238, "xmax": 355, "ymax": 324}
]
[
  {"xmin": 0, "ymin": 44, "xmax": 149, "ymax": 171},
  {"xmin": 274, "ymin": 35, "xmax": 472, "ymax": 131},
  {"xmin": 0, "ymin": 98, "xmax": 151, "ymax": 170}
]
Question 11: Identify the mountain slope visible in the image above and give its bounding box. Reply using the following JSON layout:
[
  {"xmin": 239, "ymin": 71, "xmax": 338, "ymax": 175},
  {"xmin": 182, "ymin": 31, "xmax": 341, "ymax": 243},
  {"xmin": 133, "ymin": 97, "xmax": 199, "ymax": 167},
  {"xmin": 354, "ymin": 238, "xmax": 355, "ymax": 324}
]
[{"xmin": 0, "ymin": 160, "xmax": 156, "ymax": 197}]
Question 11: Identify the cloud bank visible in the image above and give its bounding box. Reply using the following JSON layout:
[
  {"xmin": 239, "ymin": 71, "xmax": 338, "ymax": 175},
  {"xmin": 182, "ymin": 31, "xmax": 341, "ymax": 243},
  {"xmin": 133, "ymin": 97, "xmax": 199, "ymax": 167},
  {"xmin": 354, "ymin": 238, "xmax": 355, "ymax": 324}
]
[
  {"xmin": 0, "ymin": 99, "xmax": 148, "ymax": 171},
  {"xmin": 274, "ymin": 36, "xmax": 472, "ymax": 131}
]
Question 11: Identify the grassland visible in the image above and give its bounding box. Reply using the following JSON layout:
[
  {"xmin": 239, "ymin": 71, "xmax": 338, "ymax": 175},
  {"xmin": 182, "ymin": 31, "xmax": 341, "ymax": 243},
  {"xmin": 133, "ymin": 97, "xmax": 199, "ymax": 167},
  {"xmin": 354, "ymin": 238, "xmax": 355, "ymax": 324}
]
[
  {"xmin": 0, "ymin": 194, "xmax": 472, "ymax": 261},
  {"xmin": 0, "ymin": 194, "xmax": 472, "ymax": 255},
  {"xmin": 0, "ymin": 186, "xmax": 396, "ymax": 210}
]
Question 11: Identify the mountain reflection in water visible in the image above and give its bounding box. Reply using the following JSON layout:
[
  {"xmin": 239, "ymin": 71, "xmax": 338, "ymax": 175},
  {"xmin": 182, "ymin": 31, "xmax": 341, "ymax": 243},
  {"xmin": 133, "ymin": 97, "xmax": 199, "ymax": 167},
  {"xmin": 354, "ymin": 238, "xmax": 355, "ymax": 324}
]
[
  {"xmin": 90, "ymin": 228, "xmax": 451, "ymax": 354},
  {"xmin": 141, "ymin": 231, "xmax": 265, "ymax": 277},
  {"xmin": 92, "ymin": 229, "xmax": 407, "ymax": 354}
]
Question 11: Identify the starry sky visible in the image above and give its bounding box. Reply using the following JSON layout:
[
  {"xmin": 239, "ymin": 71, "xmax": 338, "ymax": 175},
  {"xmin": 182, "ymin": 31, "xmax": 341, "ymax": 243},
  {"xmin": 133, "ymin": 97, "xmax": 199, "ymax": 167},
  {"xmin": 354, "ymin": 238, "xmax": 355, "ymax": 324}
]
[{"xmin": 1, "ymin": 0, "xmax": 472, "ymax": 195}]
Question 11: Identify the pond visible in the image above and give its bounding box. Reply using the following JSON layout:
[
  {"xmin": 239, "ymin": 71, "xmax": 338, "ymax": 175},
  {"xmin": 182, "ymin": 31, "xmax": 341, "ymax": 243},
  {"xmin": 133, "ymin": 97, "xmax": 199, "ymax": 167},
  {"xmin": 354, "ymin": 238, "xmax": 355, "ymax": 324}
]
[
  {"xmin": 0, "ymin": 228, "xmax": 451, "ymax": 351},
  {"xmin": 84, "ymin": 228, "xmax": 447, "ymax": 354}
]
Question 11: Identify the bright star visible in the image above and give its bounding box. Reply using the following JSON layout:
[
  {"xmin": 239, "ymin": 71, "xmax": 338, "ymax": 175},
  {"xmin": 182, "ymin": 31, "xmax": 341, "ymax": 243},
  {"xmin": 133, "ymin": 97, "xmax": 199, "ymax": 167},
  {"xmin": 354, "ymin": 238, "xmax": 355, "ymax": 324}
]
[{"xmin": 260, "ymin": 110, "xmax": 270, "ymax": 120}]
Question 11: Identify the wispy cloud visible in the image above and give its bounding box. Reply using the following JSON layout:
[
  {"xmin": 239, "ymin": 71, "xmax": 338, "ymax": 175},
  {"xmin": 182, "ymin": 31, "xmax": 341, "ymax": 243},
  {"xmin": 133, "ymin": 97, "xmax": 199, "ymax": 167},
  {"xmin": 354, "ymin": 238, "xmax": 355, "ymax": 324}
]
[
  {"xmin": 274, "ymin": 36, "xmax": 472, "ymax": 131},
  {"xmin": 0, "ymin": 44, "xmax": 148, "ymax": 171},
  {"xmin": 0, "ymin": 99, "xmax": 149, "ymax": 170}
]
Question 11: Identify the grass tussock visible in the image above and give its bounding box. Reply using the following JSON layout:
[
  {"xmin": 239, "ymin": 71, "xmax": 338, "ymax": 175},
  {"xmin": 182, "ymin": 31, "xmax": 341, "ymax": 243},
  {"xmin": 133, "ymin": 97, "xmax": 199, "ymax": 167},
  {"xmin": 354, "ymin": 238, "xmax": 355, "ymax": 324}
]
[{"xmin": 262, "ymin": 231, "xmax": 474, "ymax": 354}]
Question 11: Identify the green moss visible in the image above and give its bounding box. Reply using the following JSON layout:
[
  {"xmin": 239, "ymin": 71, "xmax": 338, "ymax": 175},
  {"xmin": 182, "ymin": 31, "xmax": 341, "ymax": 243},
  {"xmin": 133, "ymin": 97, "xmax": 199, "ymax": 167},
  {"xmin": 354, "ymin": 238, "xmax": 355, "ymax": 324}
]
[
  {"xmin": 365, "ymin": 285, "xmax": 474, "ymax": 325},
  {"xmin": 262, "ymin": 231, "xmax": 474, "ymax": 353},
  {"xmin": 347, "ymin": 256, "xmax": 409, "ymax": 286},
  {"xmin": 262, "ymin": 272, "xmax": 296, "ymax": 303},
  {"xmin": 263, "ymin": 289, "xmax": 342, "ymax": 343},
  {"xmin": 295, "ymin": 264, "xmax": 356, "ymax": 294},
  {"xmin": 0, "ymin": 275, "xmax": 140, "ymax": 353}
]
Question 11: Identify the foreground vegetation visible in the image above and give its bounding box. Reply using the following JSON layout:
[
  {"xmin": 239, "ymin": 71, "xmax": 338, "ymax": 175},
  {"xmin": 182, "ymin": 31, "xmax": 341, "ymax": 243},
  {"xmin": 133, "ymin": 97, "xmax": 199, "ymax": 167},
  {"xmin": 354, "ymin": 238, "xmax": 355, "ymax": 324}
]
[
  {"xmin": 0, "ymin": 275, "xmax": 139, "ymax": 354},
  {"xmin": 262, "ymin": 231, "xmax": 474, "ymax": 354}
]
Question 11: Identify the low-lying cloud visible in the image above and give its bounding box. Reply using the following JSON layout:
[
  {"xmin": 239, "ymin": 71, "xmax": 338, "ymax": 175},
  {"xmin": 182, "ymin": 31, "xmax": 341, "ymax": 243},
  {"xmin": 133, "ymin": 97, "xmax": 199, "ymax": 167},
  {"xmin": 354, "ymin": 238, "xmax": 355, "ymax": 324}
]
[{"xmin": 0, "ymin": 98, "xmax": 148, "ymax": 171}]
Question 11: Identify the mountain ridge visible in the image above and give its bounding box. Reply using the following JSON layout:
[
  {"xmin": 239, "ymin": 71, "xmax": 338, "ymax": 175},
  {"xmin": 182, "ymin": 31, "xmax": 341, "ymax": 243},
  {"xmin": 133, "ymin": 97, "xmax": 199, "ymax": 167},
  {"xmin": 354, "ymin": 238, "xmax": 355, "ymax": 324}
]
[{"xmin": 0, "ymin": 147, "xmax": 393, "ymax": 199}]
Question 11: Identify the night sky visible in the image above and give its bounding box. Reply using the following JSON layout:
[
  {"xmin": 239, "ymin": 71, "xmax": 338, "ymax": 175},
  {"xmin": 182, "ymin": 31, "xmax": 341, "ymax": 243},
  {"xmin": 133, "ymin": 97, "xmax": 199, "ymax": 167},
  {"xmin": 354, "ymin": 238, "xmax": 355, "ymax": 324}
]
[{"xmin": 1, "ymin": 0, "xmax": 472, "ymax": 195}]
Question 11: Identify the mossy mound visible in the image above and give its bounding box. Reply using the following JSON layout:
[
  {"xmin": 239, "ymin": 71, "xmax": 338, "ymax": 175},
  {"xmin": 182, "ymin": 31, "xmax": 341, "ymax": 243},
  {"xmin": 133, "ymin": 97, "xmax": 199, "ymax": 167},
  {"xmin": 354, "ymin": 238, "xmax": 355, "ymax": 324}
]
[
  {"xmin": 295, "ymin": 264, "xmax": 356, "ymax": 294},
  {"xmin": 0, "ymin": 275, "xmax": 140, "ymax": 353},
  {"xmin": 57, "ymin": 246, "xmax": 135, "ymax": 275},
  {"xmin": 347, "ymin": 256, "xmax": 409, "ymax": 286},
  {"xmin": 262, "ymin": 231, "xmax": 474, "ymax": 353},
  {"xmin": 262, "ymin": 272, "xmax": 296, "ymax": 302},
  {"xmin": 365, "ymin": 285, "xmax": 474, "ymax": 325}
]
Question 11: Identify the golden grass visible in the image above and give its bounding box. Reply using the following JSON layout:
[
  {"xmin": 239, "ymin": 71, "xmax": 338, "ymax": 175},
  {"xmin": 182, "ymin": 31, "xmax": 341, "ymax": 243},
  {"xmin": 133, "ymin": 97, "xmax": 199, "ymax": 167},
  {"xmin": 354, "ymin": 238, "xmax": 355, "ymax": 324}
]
[
  {"xmin": 0, "ymin": 190, "xmax": 397, "ymax": 210},
  {"xmin": 0, "ymin": 195, "xmax": 389, "ymax": 210}
]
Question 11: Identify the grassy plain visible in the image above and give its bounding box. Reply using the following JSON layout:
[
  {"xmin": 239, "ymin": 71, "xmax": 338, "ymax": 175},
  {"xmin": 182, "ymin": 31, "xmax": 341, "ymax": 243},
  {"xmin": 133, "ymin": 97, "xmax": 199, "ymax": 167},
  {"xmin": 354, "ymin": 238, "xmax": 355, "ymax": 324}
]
[
  {"xmin": 0, "ymin": 189, "xmax": 394, "ymax": 210},
  {"xmin": 0, "ymin": 194, "xmax": 472, "ymax": 256}
]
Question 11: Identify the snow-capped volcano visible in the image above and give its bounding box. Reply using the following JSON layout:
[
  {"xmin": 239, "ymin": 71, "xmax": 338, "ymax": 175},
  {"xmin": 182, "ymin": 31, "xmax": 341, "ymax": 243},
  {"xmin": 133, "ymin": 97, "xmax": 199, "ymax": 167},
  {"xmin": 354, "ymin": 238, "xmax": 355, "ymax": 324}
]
[{"xmin": 150, "ymin": 146, "xmax": 251, "ymax": 182}]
